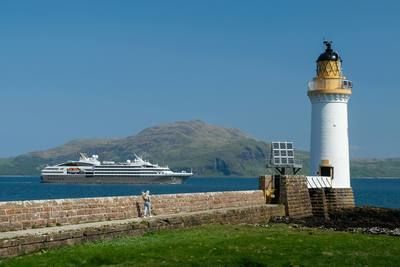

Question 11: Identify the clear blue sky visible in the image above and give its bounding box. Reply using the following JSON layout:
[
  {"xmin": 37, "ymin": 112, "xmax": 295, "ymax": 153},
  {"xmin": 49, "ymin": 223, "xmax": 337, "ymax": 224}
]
[{"xmin": 0, "ymin": 0, "xmax": 399, "ymax": 158}]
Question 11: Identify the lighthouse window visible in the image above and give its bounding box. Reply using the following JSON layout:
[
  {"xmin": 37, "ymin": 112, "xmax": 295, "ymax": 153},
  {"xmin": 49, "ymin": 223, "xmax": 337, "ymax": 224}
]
[
  {"xmin": 273, "ymin": 143, "xmax": 279, "ymax": 149},
  {"xmin": 287, "ymin": 143, "xmax": 293, "ymax": 149},
  {"xmin": 281, "ymin": 151, "xmax": 287, "ymax": 156},
  {"xmin": 288, "ymin": 158, "xmax": 294, "ymax": 164},
  {"xmin": 274, "ymin": 158, "xmax": 280, "ymax": 164},
  {"xmin": 274, "ymin": 150, "xmax": 279, "ymax": 156},
  {"xmin": 281, "ymin": 158, "xmax": 288, "ymax": 164},
  {"xmin": 288, "ymin": 151, "xmax": 294, "ymax": 157},
  {"xmin": 280, "ymin": 143, "xmax": 286, "ymax": 149},
  {"xmin": 320, "ymin": 166, "xmax": 333, "ymax": 177}
]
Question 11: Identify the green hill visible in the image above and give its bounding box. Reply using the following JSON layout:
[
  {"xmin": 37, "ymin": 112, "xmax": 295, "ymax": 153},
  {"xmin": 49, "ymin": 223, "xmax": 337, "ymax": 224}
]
[
  {"xmin": 0, "ymin": 120, "xmax": 398, "ymax": 177},
  {"xmin": 350, "ymin": 158, "xmax": 400, "ymax": 178},
  {"xmin": 0, "ymin": 121, "xmax": 281, "ymax": 176}
]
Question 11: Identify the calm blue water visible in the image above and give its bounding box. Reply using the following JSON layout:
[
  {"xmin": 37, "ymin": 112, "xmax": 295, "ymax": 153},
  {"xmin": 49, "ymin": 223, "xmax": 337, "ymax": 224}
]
[{"xmin": 0, "ymin": 176, "xmax": 399, "ymax": 209}]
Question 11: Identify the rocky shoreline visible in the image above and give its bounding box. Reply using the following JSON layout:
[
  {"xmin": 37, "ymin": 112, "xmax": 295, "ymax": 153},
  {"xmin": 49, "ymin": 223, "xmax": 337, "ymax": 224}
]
[{"xmin": 272, "ymin": 206, "xmax": 400, "ymax": 236}]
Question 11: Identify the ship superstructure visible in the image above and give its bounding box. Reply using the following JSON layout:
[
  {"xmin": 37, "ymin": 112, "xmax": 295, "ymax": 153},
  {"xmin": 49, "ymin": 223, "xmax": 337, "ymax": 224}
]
[{"xmin": 41, "ymin": 153, "xmax": 193, "ymax": 184}]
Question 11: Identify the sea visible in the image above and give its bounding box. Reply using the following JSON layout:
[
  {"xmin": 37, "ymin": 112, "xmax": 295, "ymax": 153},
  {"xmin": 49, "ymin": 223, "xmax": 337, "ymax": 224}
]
[{"xmin": 0, "ymin": 176, "xmax": 399, "ymax": 209}]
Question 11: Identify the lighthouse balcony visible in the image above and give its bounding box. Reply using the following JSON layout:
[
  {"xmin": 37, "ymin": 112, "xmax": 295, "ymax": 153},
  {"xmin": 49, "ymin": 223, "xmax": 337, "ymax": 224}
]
[{"xmin": 308, "ymin": 78, "xmax": 353, "ymax": 92}]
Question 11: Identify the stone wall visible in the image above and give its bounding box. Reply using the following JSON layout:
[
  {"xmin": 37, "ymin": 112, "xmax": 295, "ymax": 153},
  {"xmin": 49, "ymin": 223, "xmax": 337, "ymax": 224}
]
[
  {"xmin": 309, "ymin": 188, "xmax": 355, "ymax": 218},
  {"xmin": 308, "ymin": 189, "xmax": 329, "ymax": 219},
  {"xmin": 258, "ymin": 175, "xmax": 355, "ymax": 219},
  {"xmin": 0, "ymin": 190, "xmax": 265, "ymax": 232},
  {"xmin": 0, "ymin": 204, "xmax": 285, "ymax": 258},
  {"xmin": 325, "ymin": 188, "xmax": 355, "ymax": 210},
  {"xmin": 274, "ymin": 175, "xmax": 313, "ymax": 218}
]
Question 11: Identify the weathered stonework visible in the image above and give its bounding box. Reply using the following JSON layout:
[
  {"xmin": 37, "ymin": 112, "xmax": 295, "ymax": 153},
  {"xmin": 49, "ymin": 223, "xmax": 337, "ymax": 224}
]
[
  {"xmin": 0, "ymin": 190, "xmax": 265, "ymax": 232},
  {"xmin": 324, "ymin": 188, "xmax": 355, "ymax": 210},
  {"xmin": 309, "ymin": 188, "xmax": 355, "ymax": 218},
  {"xmin": 274, "ymin": 175, "xmax": 313, "ymax": 219},
  {"xmin": 0, "ymin": 204, "xmax": 285, "ymax": 258},
  {"xmin": 308, "ymin": 188, "xmax": 329, "ymax": 219}
]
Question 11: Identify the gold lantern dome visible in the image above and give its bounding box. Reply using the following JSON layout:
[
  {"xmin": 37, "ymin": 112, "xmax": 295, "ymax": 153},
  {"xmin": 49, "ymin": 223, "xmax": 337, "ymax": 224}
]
[{"xmin": 308, "ymin": 41, "xmax": 352, "ymax": 96}]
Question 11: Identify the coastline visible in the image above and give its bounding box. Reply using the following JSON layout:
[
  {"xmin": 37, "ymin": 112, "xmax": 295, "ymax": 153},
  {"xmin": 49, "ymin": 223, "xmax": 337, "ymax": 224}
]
[
  {"xmin": 2, "ymin": 175, "xmax": 400, "ymax": 179},
  {"xmin": 352, "ymin": 177, "xmax": 400, "ymax": 179}
]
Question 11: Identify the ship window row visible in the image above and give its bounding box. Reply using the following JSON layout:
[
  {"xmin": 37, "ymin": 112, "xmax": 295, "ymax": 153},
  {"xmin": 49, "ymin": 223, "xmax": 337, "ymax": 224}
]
[
  {"xmin": 94, "ymin": 169, "xmax": 164, "ymax": 172},
  {"xmin": 97, "ymin": 165, "xmax": 142, "ymax": 168},
  {"xmin": 94, "ymin": 171, "xmax": 161, "ymax": 174},
  {"xmin": 96, "ymin": 168, "xmax": 167, "ymax": 172},
  {"xmin": 58, "ymin": 162, "xmax": 94, "ymax": 167},
  {"xmin": 96, "ymin": 166, "xmax": 163, "ymax": 169}
]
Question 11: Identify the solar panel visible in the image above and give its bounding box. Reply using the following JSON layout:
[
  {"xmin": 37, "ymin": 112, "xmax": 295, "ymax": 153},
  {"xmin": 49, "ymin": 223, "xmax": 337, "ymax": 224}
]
[
  {"xmin": 270, "ymin": 141, "xmax": 295, "ymax": 167},
  {"xmin": 267, "ymin": 141, "xmax": 302, "ymax": 175}
]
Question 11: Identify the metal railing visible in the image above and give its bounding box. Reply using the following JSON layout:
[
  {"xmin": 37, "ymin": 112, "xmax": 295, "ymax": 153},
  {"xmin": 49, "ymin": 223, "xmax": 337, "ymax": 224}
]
[
  {"xmin": 306, "ymin": 176, "xmax": 332, "ymax": 188},
  {"xmin": 308, "ymin": 79, "xmax": 353, "ymax": 91}
]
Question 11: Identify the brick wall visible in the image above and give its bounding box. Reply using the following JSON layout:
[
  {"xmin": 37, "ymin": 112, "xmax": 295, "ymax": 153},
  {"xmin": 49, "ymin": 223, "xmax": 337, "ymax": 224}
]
[{"xmin": 0, "ymin": 190, "xmax": 265, "ymax": 232}]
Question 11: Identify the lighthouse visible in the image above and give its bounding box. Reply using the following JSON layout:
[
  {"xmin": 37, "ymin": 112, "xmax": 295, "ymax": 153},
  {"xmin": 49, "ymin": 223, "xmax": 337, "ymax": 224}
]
[{"xmin": 308, "ymin": 41, "xmax": 352, "ymax": 188}]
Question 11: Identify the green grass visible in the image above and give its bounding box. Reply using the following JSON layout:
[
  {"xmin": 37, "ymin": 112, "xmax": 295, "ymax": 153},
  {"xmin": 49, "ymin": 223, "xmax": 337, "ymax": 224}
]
[{"xmin": 1, "ymin": 224, "xmax": 400, "ymax": 266}]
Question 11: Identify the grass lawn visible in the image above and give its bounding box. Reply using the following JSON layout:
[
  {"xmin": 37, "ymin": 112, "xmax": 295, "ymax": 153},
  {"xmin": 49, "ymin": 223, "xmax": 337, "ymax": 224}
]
[{"xmin": 1, "ymin": 224, "xmax": 399, "ymax": 266}]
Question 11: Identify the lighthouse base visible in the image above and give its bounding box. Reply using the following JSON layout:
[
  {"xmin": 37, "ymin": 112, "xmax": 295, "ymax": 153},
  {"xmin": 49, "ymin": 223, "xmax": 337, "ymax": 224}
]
[
  {"xmin": 259, "ymin": 175, "xmax": 355, "ymax": 219},
  {"xmin": 309, "ymin": 187, "xmax": 355, "ymax": 218},
  {"xmin": 324, "ymin": 188, "xmax": 355, "ymax": 210}
]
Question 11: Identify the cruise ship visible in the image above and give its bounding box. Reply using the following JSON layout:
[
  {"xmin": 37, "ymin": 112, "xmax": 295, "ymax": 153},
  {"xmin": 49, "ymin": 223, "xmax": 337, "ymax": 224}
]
[{"xmin": 41, "ymin": 153, "xmax": 193, "ymax": 184}]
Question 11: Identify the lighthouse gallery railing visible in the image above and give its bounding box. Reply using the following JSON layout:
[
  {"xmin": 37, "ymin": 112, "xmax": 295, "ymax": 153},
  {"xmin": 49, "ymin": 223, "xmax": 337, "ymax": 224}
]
[{"xmin": 308, "ymin": 78, "xmax": 353, "ymax": 91}]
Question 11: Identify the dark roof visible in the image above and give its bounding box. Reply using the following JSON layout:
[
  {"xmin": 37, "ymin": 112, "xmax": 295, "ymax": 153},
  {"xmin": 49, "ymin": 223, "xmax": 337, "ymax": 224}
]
[{"xmin": 317, "ymin": 41, "xmax": 341, "ymax": 62}]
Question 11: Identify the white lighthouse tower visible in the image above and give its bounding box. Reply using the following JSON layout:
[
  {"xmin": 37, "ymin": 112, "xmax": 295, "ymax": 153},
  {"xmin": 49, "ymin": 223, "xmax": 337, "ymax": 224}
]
[{"xmin": 308, "ymin": 41, "xmax": 353, "ymax": 188}]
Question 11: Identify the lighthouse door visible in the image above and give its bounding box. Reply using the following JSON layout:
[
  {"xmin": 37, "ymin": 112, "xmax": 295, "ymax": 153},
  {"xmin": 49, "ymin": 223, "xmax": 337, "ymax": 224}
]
[{"xmin": 320, "ymin": 166, "xmax": 333, "ymax": 177}]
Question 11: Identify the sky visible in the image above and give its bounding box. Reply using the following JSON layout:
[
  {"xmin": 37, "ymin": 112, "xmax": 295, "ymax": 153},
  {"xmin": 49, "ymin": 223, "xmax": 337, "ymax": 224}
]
[{"xmin": 0, "ymin": 0, "xmax": 399, "ymax": 158}]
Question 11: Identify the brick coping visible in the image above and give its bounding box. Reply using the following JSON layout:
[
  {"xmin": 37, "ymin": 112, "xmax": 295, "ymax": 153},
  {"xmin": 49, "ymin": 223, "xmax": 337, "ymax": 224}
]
[{"xmin": 0, "ymin": 190, "xmax": 261, "ymax": 205}]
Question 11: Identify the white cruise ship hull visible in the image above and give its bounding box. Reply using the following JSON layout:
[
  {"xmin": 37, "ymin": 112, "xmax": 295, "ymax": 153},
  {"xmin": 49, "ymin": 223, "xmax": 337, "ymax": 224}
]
[
  {"xmin": 41, "ymin": 153, "xmax": 193, "ymax": 184},
  {"xmin": 41, "ymin": 174, "xmax": 191, "ymax": 184}
]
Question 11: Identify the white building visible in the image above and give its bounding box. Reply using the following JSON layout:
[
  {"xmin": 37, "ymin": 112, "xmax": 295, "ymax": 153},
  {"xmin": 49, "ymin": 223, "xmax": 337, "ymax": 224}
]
[{"xmin": 308, "ymin": 41, "xmax": 352, "ymax": 188}]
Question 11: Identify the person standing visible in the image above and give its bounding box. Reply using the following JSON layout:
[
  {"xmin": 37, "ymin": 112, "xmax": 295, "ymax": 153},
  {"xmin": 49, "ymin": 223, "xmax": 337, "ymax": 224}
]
[{"xmin": 142, "ymin": 190, "xmax": 152, "ymax": 217}]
